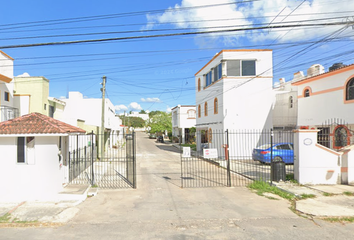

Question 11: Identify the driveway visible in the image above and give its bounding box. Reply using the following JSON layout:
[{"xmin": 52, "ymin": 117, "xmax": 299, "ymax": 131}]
[{"xmin": 1, "ymin": 132, "xmax": 354, "ymax": 239}]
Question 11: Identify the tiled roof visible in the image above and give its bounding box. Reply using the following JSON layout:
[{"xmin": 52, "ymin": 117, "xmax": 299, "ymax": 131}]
[{"xmin": 0, "ymin": 112, "xmax": 86, "ymax": 135}]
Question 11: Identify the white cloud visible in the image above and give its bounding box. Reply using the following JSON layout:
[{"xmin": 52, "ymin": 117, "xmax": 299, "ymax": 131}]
[
  {"xmin": 141, "ymin": 97, "xmax": 161, "ymax": 103},
  {"xmin": 128, "ymin": 102, "xmax": 142, "ymax": 111},
  {"xmin": 115, "ymin": 104, "xmax": 128, "ymax": 111},
  {"xmin": 166, "ymin": 106, "xmax": 172, "ymax": 113},
  {"xmin": 16, "ymin": 72, "xmax": 30, "ymax": 77},
  {"xmin": 145, "ymin": 0, "xmax": 354, "ymax": 44}
]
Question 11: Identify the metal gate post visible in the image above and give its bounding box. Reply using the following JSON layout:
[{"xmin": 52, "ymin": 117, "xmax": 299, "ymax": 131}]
[
  {"xmin": 270, "ymin": 128, "xmax": 273, "ymax": 185},
  {"xmin": 226, "ymin": 129, "xmax": 231, "ymax": 187},
  {"xmin": 91, "ymin": 131, "xmax": 95, "ymax": 186},
  {"xmin": 76, "ymin": 135, "xmax": 79, "ymax": 178},
  {"xmin": 133, "ymin": 131, "xmax": 137, "ymax": 189},
  {"xmin": 179, "ymin": 134, "xmax": 183, "ymax": 188}
]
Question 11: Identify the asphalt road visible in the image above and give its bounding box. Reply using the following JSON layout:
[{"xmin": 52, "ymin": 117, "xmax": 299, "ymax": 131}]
[{"xmin": 1, "ymin": 132, "xmax": 354, "ymax": 239}]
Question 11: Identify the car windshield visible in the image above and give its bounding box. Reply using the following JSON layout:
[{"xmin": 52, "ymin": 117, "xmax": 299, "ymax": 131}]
[{"xmin": 256, "ymin": 144, "xmax": 272, "ymax": 150}]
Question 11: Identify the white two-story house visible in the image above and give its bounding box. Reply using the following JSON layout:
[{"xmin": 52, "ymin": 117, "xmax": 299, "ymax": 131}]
[
  {"xmin": 171, "ymin": 105, "xmax": 196, "ymax": 144},
  {"xmin": 0, "ymin": 50, "xmax": 18, "ymax": 122},
  {"xmin": 194, "ymin": 49, "xmax": 274, "ymax": 154},
  {"xmin": 291, "ymin": 62, "xmax": 354, "ymax": 149},
  {"xmin": 59, "ymin": 92, "xmax": 124, "ymax": 150}
]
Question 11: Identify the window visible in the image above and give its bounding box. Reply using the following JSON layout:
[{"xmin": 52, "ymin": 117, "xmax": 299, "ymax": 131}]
[
  {"xmin": 187, "ymin": 110, "xmax": 196, "ymax": 119},
  {"xmin": 218, "ymin": 63, "xmax": 222, "ymax": 79},
  {"xmin": 208, "ymin": 128, "xmax": 212, "ymax": 143},
  {"xmin": 44, "ymin": 104, "xmax": 47, "ymax": 110},
  {"xmin": 289, "ymin": 96, "xmax": 293, "ymax": 108},
  {"xmin": 49, "ymin": 105, "xmax": 55, "ymax": 118},
  {"xmin": 304, "ymin": 89, "xmax": 310, "ymax": 97},
  {"xmin": 227, "ymin": 60, "xmax": 240, "ymax": 76},
  {"xmin": 346, "ymin": 77, "xmax": 354, "ymax": 100},
  {"xmin": 17, "ymin": 137, "xmax": 35, "ymax": 164},
  {"xmin": 4, "ymin": 92, "xmax": 9, "ymax": 102},
  {"xmin": 206, "ymin": 71, "xmax": 212, "ymax": 87},
  {"xmin": 198, "ymin": 105, "xmax": 201, "ymax": 118},
  {"xmin": 242, "ymin": 60, "xmax": 256, "ymax": 76},
  {"xmin": 213, "ymin": 67, "xmax": 218, "ymax": 84},
  {"xmin": 276, "ymin": 144, "xmax": 293, "ymax": 150},
  {"xmin": 214, "ymin": 98, "xmax": 218, "ymax": 114},
  {"xmin": 334, "ymin": 126, "xmax": 349, "ymax": 148},
  {"xmin": 204, "ymin": 102, "xmax": 208, "ymax": 116},
  {"xmin": 198, "ymin": 78, "xmax": 201, "ymax": 92},
  {"xmin": 226, "ymin": 60, "xmax": 256, "ymax": 76},
  {"xmin": 212, "ymin": 63, "xmax": 223, "ymax": 83},
  {"xmin": 17, "ymin": 137, "xmax": 25, "ymax": 163}
]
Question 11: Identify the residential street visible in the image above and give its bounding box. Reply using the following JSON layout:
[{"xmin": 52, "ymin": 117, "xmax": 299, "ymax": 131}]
[{"xmin": 1, "ymin": 131, "xmax": 354, "ymax": 239}]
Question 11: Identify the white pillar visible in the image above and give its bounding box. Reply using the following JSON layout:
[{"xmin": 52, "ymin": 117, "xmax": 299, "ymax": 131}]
[{"xmin": 294, "ymin": 129, "xmax": 320, "ymax": 184}]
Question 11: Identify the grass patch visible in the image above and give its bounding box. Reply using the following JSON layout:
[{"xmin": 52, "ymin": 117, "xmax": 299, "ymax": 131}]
[
  {"xmin": 323, "ymin": 192, "xmax": 334, "ymax": 197},
  {"xmin": 181, "ymin": 144, "xmax": 196, "ymax": 151},
  {"xmin": 0, "ymin": 213, "xmax": 11, "ymax": 223},
  {"xmin": 248, "ymin": 180, "xmax": 295, "ymax": 201},
  {"xmin": 300, "ymin": 193, "xmax": 316, "ymax": 199},
  {"xmin": 343, "ymin": 191, "xmax": 354, "ymax": 196},
  {"xmin": 322, "ymin": 217, "xmax": 354, "ymax": 223},
  {"xmin": 285, "ymin": 173, "xmax": 298, "ymax": 183},
  {"xmin": 12, "ymin": 219, "xmax": 38, "ymax": 224}
]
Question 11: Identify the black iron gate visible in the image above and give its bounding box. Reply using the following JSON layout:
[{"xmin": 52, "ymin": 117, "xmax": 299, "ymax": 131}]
[
  {"xmin": 68, "ymin": 131, "xmax": 136, "ymax": 189},
  {"xmin": 180, "ymin": 129, "xmax": 294, "ymax": 188}
]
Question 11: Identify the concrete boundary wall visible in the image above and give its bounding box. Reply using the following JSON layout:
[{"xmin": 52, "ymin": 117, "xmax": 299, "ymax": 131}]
[{"xmin": 295, "ymin": 129, "xmax": 354, "ymax": 185}]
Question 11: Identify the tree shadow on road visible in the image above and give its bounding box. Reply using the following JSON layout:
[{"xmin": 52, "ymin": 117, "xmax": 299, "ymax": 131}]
[{"xmin": 155, "ymin": 144, "xmax": 181, "ymax": 154}]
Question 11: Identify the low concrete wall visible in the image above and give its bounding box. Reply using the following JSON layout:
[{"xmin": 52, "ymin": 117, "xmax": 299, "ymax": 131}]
[
  {"xmin": 340, "ymin": 145, "xmax": 354, "ymax": 185},
  {"xmin": 294, "ymin": 129, "xmax": 345, "ymax": 185}
]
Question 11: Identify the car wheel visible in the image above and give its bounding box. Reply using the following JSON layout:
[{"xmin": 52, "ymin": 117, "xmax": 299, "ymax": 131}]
[{"xmin": 273, "ymin": 156, "xmax": 283, "ymax": 162}]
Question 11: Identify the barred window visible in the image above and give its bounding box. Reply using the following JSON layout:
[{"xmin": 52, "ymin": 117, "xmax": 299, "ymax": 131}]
[{"xmin": 346, "ymin": 78, "xmax": 354, "ymax": 100}]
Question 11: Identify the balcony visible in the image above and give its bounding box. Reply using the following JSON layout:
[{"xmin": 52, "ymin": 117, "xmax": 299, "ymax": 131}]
[{"xmin": 0, "ymin": 105, "xmax": 19, "ymax": 122}]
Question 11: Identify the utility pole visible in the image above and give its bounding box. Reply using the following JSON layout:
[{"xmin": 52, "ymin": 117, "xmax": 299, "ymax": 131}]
[{"xmin": 100, "ymin": 76, "xmax": 106, "ymax": 160}]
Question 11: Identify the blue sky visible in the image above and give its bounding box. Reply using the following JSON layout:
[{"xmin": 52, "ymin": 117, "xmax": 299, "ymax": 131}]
[{"xmin": 2, "ymin": 0, "xmax": 354, "ymax": 113}]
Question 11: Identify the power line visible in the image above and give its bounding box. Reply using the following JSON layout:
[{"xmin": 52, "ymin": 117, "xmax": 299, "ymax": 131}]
[
  {"xmin": 0, "ymin": 0, "xmax": 258, "ymax": 31},
  {"xmin": 1, "ymin": 15, "xmax": 350, "ymax": 42},
  {"xmin": 1, "ymin": 20, "xmax": 353, "ymax": 49}
]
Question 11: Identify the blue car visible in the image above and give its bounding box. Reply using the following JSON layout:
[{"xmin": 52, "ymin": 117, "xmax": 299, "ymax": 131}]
[{"xmin": 252, "ymin": 143, "xmax": 294, "ymax": 164}]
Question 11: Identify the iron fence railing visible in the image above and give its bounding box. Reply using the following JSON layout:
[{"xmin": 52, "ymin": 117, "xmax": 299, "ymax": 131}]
[
  {"xmin": 68, "ymin": 132, "xmax": 136, "ymax": 189},
  {"xmin": 318, "ymin": 118, "xmax": 354, "ymax": 151},
  {"xmin": 181, "ymin": 129, "xmax": 294, "ymax": 188}
]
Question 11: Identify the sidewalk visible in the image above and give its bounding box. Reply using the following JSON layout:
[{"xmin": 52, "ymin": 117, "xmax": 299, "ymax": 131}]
[
  {"xmin": 0, "ymin": 184, "xmax": 96, "ymax": 226},
  {"xmin": 274, "ymin": 182, "xmax": 354, "ymax": 217}
]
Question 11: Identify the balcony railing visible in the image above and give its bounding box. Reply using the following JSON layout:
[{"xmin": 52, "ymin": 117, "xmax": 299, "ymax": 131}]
[{"xmin": 0, "ymin": 105, "xmax": 19, "ymax": 122}]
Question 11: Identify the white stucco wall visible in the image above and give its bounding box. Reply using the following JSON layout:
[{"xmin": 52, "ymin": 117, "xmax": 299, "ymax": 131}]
[
  {"xmin": 195, "ymin": 50, "xmax": 273, "ymax": 153},
  {"xmin": 0, "ymin": 51, "xmax": 13, "ymax": 80},
  {"xmin": 195, "ymin": 50, "xmax": 273, "ymax": 131},
  {"xmin": 0, "ymin": 135, "xmax": 66, "ymax": 201},
  {"xmin": 273, "ymin": 90, "xmax": 298, "ymax": 128},
  {"xmin": 13, "ymin": 95, "xmax": 30, "ymax": 116},
  {"xmin": 60, "ymin": 92, "xmax": 122, "ymax": 131},
  {"xmin": 294, "ymin": 130, "xmax": 341, "ymax": 185},
  {"xmin": 296, "ymin": 69, "xmax": 354, "ymax": 126}
]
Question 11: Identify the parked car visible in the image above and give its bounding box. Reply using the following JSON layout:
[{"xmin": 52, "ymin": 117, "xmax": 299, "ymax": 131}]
[
  {"xmin": 157, "ymin": 135, "xmax": 164, "ymax": 143},
  {"xmin": 149, "ymin": 133, "xmax": 156, "ymax": 139},
  {"xmin": 252, "ymin": 143, "xmax": 294, "ymax": 164}
]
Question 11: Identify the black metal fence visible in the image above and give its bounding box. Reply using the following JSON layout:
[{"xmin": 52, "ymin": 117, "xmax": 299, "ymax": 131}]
[
  {"xmin": 180, "ymin": 129, "xmax": 294, "ymax": 188},
  {"xmin": 68, "ymin": 132, "xmax": 136, "ymax": 189},
  {"xmin": 318, "ymin": 118, "xmax": 354, "ymax": 150}
]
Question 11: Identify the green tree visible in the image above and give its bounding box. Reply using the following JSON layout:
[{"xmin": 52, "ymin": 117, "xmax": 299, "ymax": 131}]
[
  {"xmin": 148, "ymin": 110, "xmax": 163, "ymax": 119},
  {"xmin": 139, "ymin": 110, "xmax": 147, "ymax": 114},
  {"xmin": 119, "ymin": 116, "xmax": 145, "ymax": 128},
  {"xmin": 147, "ymin": 112, "xmax": 172, "ymax": 134}
]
